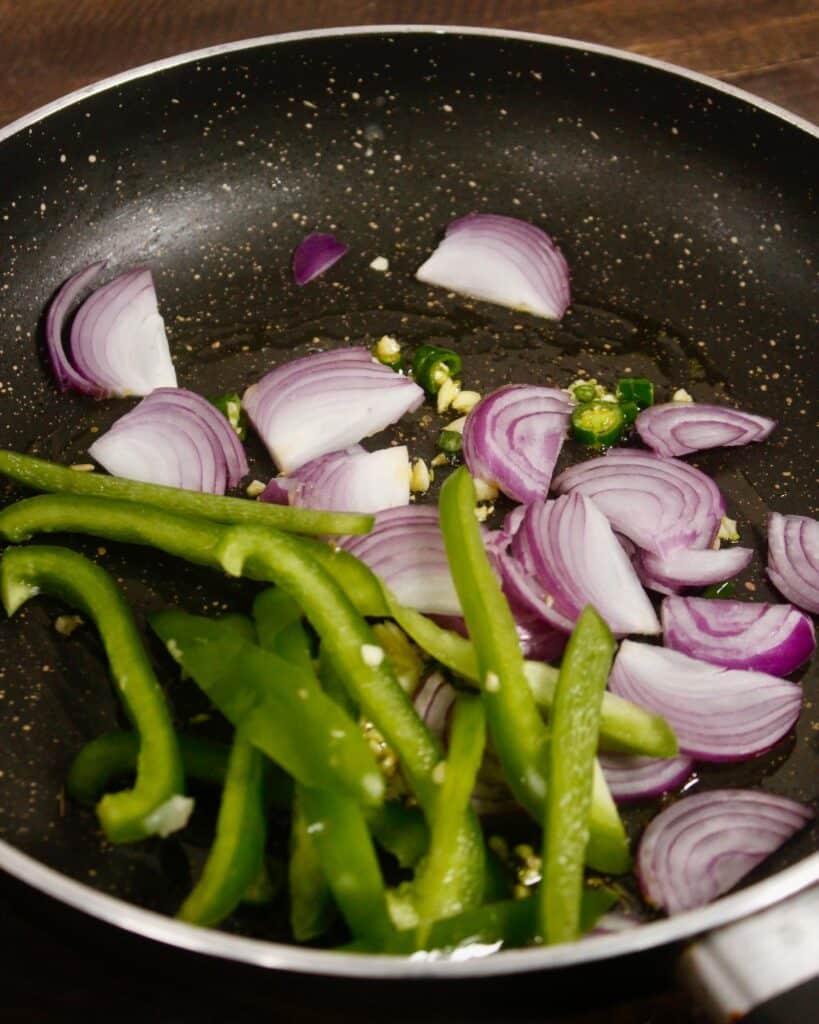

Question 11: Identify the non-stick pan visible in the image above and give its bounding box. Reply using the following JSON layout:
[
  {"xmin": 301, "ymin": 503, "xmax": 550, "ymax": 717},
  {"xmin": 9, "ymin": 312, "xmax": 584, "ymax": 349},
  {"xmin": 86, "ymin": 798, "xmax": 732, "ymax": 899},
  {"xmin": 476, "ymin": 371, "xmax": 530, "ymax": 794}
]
[{"xmin": 0, "ymin": 25, "xmax": 816, "ymax": 1020}]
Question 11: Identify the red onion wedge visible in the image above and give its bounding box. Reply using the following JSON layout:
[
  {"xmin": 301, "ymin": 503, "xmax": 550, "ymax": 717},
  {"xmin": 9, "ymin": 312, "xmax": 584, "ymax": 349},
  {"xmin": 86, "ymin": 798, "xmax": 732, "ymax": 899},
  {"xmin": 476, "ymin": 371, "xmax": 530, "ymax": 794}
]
[
  {"xmin": 599, "ymin": 753, "xmax": 695, "ymax": 804},
  {"xmin": 47, "ymin": 263, "xmax": 177, "ymax": 398},
  {"xmin": 242, "ymin": 347, "xmax": 424, "ymax": 473},
  {"xmin": 662, "ymin": 596, "xmax": 815, "ymax": 676},
  {"xmin": 637, "ymin": 789, "xmax": 813, "ymax": 914},
  {"xmin": 636, "ymin": 545, "xmax": 754, "ymax": 595},
  {"xmin": 553, "ymin": 449, "xmax": 725, "ymax": 556},
  {"xmin": 511, "ymin": 494, "xmax": 660, "ymax": 637},
  {"xmin": 636, "ymin": 402, "xmax": 776, "ymax": 458},
  {"xmin": 89, "ymin": 387, "xmax": 246, "ymax": 494},
  {"xmin": 341, "ymin": 506, "xmax": 461, "ymax": 616},
  {"xmin": 415, "ymin": 213, "xmax": 571, "ymax": 320},
  {"xmin": 261, "ymin": 445, "xmax": 410, "ymax": 515},
  {"xmin": 767, "ymin": 512, "xmax": 819, "ymax": 614},
  {"xmin": 292, "ymin": 232, "xmax": 349, "ymax": 285},
  {"xmin": 461, "ymin": 385, "xmax": 573, "ymax": 503},
  {"xmin": 609, "ymin": 641, "xmax": 802, "ymax": 762}
]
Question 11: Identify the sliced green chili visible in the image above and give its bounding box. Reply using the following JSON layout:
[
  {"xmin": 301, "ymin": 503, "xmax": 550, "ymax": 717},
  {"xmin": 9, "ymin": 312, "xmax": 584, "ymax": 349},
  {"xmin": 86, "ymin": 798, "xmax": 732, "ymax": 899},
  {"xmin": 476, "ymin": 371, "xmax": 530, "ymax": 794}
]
[
  {"xmin": 0, "ymin": 545, "xmax": 184, "ymax": 844},
  {"xmin": 0, "ymin": 450, "xmax": 371, "ymax": 536},
  {"xmin": 616, "ymin": 376, "xmax": 654, "ymax": 410},
  {"xmin": 702, "ymin": 580, "xmax": 736, "ymax": 600},
  {"xmin": 412, "ymin": 344, "xmax": 462, "ymax": 395},
  {"xmin": 289, "ymin": 786, "xmax": 336, "ymax": 942},
  {"xmin": 178, "ymin": 729, "xmax": 267, "ymax": 927},
  {"xmin": 150, "ymin": 610, "xmax": 384, "ymax": 808},
  {"xmin": 571, "ymin": 401, "xmax": 626, "ymax": 448},
  {"xmin": 209, "ymin": 392, "xmax": 247, "ymax": 440},
  {"xmin": 437, "ymin": 429, "xmax": 463, "ymax": 454},
  {"xmin": 541, "ymin": 607, "xmax": 618, "ymax": 945}
]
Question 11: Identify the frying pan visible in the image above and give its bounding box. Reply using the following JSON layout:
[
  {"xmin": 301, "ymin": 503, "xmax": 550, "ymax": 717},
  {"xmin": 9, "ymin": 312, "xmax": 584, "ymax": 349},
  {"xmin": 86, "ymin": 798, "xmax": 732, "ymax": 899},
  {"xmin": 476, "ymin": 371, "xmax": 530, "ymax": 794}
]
[{"xmin": 0, "ymin": 24, "xmax": 816, "ymax": 1018}]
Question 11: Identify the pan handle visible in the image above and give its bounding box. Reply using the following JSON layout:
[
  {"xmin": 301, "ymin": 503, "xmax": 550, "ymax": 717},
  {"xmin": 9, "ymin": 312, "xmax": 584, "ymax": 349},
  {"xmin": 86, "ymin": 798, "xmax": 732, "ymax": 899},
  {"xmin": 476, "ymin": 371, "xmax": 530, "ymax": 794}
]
[{"xmin": 678, "ymin": 883, "xmax": 819, "ymax": 1022}]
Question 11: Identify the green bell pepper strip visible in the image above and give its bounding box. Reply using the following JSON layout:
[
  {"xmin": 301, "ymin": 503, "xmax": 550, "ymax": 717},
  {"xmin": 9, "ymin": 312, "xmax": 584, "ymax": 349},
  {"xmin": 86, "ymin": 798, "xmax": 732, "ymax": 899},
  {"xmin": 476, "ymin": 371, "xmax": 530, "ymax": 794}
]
[
  {"xmin": 299, "ymin": 785, "xmax": 393, "ymax": 946},
  {"xmin": 0, "ymin": 449, "xmax": 371, "ymax": 536},
  {"xmin": 412, "ymin": 344, "xmax": 462, "ymax": 395},
  {"xmin": 178, "ymin": 728, "xmax": 268, "ymax": 927},
  {"xmin": 151, "ymin": 610, "xmax": 384, "ymax": 807},
  {"xmin": 289, "ymin": 786, "xmax": 336, "ymax": 942},
  {"xmin": 414, "ymin": 692, "xmax": 487, "ymax": 946},
  {"xmin": 0, "ymin": 545, "xmax": 185, "ymax": 844},
  {"xmin": 616, "ymin": 377, "xmax": 654, "ymax": 410},
  {"xmin": 344, "ymin": 887, "xmax": 619, "ymax": 955},
  {"xmin": 571, "ymin": 401, "xmax": 626, "ymax": 448},
  {"xmin": 541, "ymin": 607, "xmax": 617, "ymax": 945},
  {"xmin": 0, "ymin": 494, "xmax": 676, "ymax": 759}
]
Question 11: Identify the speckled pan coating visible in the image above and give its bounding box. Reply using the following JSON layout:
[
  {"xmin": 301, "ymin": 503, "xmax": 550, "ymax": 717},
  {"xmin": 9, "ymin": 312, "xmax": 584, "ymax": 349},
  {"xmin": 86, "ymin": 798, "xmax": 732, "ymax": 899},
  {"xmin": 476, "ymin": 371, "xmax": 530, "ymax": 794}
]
[{"xmin": 0, "ymin": 30, "xmax": 815, "ymax": 947}]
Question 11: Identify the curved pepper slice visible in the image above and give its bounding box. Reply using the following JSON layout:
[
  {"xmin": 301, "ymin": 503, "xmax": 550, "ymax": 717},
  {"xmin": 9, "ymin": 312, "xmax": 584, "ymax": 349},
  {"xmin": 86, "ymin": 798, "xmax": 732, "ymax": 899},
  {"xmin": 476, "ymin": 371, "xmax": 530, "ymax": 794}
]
[{"xmin": 0, "ymin": 545, "xmax": 186, "ymax": 843}]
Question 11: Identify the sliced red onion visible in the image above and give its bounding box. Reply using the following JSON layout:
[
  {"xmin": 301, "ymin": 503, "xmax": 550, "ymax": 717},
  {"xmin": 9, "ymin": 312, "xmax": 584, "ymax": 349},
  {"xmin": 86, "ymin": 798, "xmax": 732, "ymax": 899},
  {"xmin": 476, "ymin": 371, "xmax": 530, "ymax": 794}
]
[
  {"xmin": 341, "ymin": 506, "xmax": 461, "ymax": 616},
  {"xmin": 412, "ymin": 670, "xmax": 457, "ymax": 742},
  {"xmin": 89, "ymin": 388, "xmax": 246, "ymax": 494},
  {"xmin": 599, "ymin": 753, "xmax": 695, "ymax": 804},
  {"xmin": 609, "ymin": 641, "xmax": 802, "ymax": 762},
  {"xmin": 636, "ymin": 402, "xmax": 776, "ymax": 458},
  {"xmin": 510, "ymin": 494, "xmax": 660, "ymax": 637},
  {"xmin": 767, "ymin": 512, "xmax": 819, "ymax": 614},
  {"xmin": 461, "ymin": 385, "xmax": 573, "ymax": 503},
  {"xmin": 553, "ymin": 449, "xmax": 725, "ymax": 556},
  {"xmin": 292, "ymin": 232, "xmax": 348, "ymax": 285},
  {"xmin": 636, "ymin": 545, "xmax": 754, "ymax": 595},
  {"xmin": 263, "ymin": 445, "xmax": 410, "ymax": 515},
  {"xmin": 242, "ymin": 347, "xmax": 424, "ymax": 473},
  {"xmin": 590, "ymin": 911, "xmax": 642, "ymax": 936},
  {"xmin": 637, "ymin": 789, "xmax": 813, "ymax": 914},
  {"xmin": 662, "ymin": 596, "xmax": 815, "ymax": 676},
  {"xmin": 47, "ymin": 263, "xmax": 177, "ymax": 398},
  {"xmin": 415, "ymin": 213, "xmax": 571, "ymax": 319}
]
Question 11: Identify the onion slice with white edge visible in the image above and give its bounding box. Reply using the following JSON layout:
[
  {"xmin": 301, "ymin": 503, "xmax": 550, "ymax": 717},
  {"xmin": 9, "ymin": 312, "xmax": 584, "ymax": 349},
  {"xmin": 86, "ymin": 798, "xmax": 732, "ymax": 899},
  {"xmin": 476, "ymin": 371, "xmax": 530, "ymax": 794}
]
[
  {"xmin": 242, "ymin": 347, "xmax": 424, "ymax": 473},
  {"xmin": 415, "ymin": 213, "xmax": 571, "ymax": 319},
  {"xmin": 47, "ymin": 262, "xmax": 177, "ymax": 398},
  {"xmin": 340, "ymin": 506, "xmax": 461, "ymax": 616},
  {"xmin": 662, "ymin": 596, "xmax": 815, "ymax": 676},
  {"xmin": 292, "ymin": 232, "xmax": 349, "ymax": 285},
  {"xmin": 461, "ymin": 385, "xmax": 573, "ymax": 502},
  {"xmin": 609, "ymin": 641, "xmax": 802, "ymax": 762},
  {"xmin": 635, "ymin": 402, "xmax": 776, "ymax": 458},
  {"xmin": 636, "ymin": 789, "xmax": 813, "ymax": 914},
  {"xmin": 636, "ymin": 544, "xmax": 754, "ymax": 595},
  {"xmin": 89, "ymin": 387, "xmax": 246, "ymax": 494},
  {"xmin": 511, "ymin": 493, "xmax": 660, "ymax": 636},
  {"xmin": 260, "ymin": 445, "xmax": 411, "ymax": 515},
  {"xmin": 767, "ymin": 512, "xmax": 819, "ymax": 614},
  {"xmin": 412, "ymin": 670, "xmax": 457, "ymax": 743},
  {"xmin": 599, "ymin": 753, "xmax": 695, "ymax": 805},
  {"xmin": 553, "ymin": 449, "xmax": 725, "ymax": 556}
]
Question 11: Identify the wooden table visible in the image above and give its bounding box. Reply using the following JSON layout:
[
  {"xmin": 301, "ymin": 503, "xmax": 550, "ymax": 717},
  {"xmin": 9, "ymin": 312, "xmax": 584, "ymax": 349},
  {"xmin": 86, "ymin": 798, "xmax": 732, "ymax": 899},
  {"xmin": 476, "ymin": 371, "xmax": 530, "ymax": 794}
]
[{"xmin": 0, "ymin": 3, "xmax": 816, "ymax": 1023}]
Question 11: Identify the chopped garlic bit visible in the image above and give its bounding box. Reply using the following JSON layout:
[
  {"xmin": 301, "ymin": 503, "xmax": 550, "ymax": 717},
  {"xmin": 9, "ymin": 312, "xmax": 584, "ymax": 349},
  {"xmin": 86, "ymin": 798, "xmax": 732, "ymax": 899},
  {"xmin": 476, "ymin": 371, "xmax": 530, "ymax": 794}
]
[
  {"xmin": 245, "ymin": 479, "xmax": 266, "ymax": 498},
  {"xmin": 485, "ymin": 670, "xmax": 501, "ymax": 693},
  {"xmin": 360, "ymin": 643, "xmax": 385, "ymax": 667},
  {"xmin": 143, "ymin": 795, "xmax": 194, "ymax": 838},
  {"xmin": 69, "ymin": 463, "xmax": 95, "ymax": 472},
  {"xmin": 430, "ymin": 452, "xmax": 449, "ymax": 468},
  {"xmin": 432, "ymin": 761, "xmax": 447, "ymax": 785},
  {"xmin": 718, "ymin": 515, "xmax": 740, "ymax": 542},
  {"xmin": 436, "ymin": 376, "xmax": 462, "ymax": 414},
  {"xmin": 474, "ymin": 503, "xmax": 494, "ymax": 523},
  {"xmin": 55, "ymin": 614, "xmax": 83, "ymax": 637},
  {"xmin": 474, "ymin": 477, "xmax": 499, "ymax": 502},
  {"xmin": 369, "ymin": 255, "xmax": 390, "ymax": 272},
  {"xmin": 445, "ymin": 415, "xmax": 467, "ymax": 434},
  {"xmin": 410, "ymin": 457, "xmax": 432, "ymax": 493},
  {"xmin": 451, "ymin": 389, "xmax": 481, "ymax": 414},
  {"xmin": 374, "ymin": 334, "xmax": 401, "ymax": 363},
  {"xmin": 672, "ymin": 387, "xmax": 694, "ymax": 403}
]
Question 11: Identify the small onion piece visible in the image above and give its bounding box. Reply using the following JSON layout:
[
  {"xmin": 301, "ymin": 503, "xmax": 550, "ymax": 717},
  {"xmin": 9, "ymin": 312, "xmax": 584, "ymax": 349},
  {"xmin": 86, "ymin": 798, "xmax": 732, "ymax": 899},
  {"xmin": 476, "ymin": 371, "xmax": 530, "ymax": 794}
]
[
  {"xmin": 767, "ymin": 512, "xmax": 819, "ymax": 614},
  {"xmin": 292, "ymin": 232, "xmax": 348, "ymax": 285},
  {"xmin": 461, "ymin": 385, "xmax": 573, "ymax": 503},
  {"xmin": 636, "ymin": 545, "xmax": 754, "ymax": 595},
  {"xmin": 47, "ymin": 263, "xmax": 177, "ymax": 398},
  {"xmin": 662, "ymin": 596, "xmax": 815, "ymax": 676},
  {"xmin": 636, "ymin": 402, "xmax": 776, "ymax": 458},
  {"xmin": 637, "ymin": 789, "xmax": 813, "ymax": 914},
  {"xmin": 415, "ymin": 213, "xmax": 571, "ymax": 320},
  {"xmin": 262, "ymin": 445, "xmax": 411, "ymax": 515},
  {"xmin": 412, "ymin": 670, "xmax": 457, "ymax": 743},
  {"xmin": 553, "ymin": 449, "xmax": 725, "ymax": 555},
  {"xmin": 242, "ymin": 347, "xmax": 424, "ymax": 473},
  {"xmin": 511, "ymin": 494, "xmax": 660, "ymax": 637},
  {"xmin": 89, "ymin": 387, "xmax": 246, "ymax": 494},
  {"xmin": 609, "ymin": 641, "xmax": 802, "ymax": 762},
  {"xmin": 599, "ymin": 753, "xmax": 695, "ymax": 805}
]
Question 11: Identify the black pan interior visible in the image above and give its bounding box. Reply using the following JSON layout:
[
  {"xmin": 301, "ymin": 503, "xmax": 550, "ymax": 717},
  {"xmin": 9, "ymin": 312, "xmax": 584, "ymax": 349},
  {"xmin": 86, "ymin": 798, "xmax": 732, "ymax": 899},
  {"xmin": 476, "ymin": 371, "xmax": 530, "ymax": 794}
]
[{"xmin": 0, "ymin": 30, "xmax": 815, "ymax": 940}]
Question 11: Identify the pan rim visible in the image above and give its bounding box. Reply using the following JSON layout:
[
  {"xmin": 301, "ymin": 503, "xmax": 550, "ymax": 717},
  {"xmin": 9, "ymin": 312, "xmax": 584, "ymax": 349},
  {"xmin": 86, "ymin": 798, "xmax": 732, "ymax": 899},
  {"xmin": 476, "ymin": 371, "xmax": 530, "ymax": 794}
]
[{"xmin": 0, "ymin": 23, "xmax": 816, "ymax": 978}]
